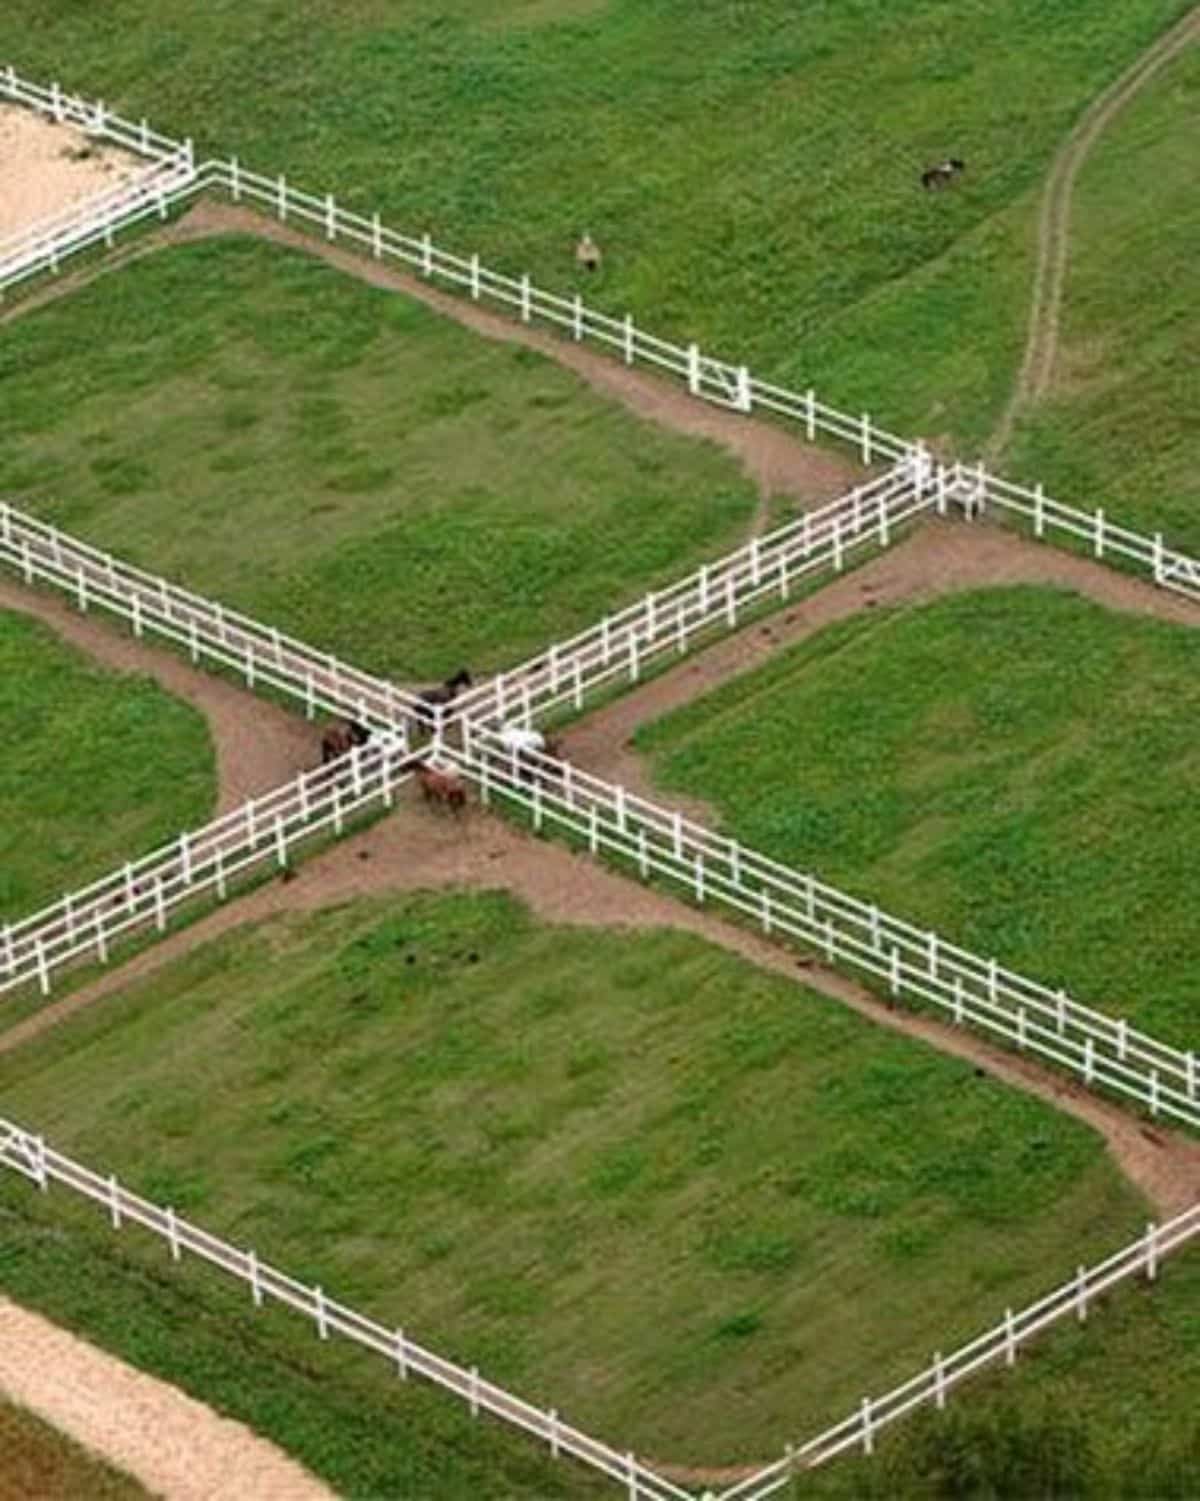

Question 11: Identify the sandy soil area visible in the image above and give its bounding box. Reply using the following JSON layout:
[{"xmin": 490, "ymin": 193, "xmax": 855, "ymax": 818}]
[
  {"xmin": 0, "ymin": 1299, "xmax": 333, "ymax": 1500},
  {"xmin": 0, "ymin": 105, "xmax": 148, "ymax": 243}
]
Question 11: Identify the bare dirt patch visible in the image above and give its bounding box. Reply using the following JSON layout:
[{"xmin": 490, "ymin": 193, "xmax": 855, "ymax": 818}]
[
  {"xmin": 0, "ymin": 1298, "xmax": 332, "ymax": 1501},
  {"xmin": 0, "ymin": 106, "xmax": 147, "ymax": 242},
  {"xmin": 0, "ymin": 580, "xmax": 314, "ymax": 816}
]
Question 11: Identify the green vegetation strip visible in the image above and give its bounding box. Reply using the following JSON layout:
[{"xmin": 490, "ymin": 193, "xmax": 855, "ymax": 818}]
[
  {"xmin": 0, "ymin": 889, "xmax": 1145, "ymax": 1465},
  {"xmin": 638, "ymin": 585, "xmax": 1200, "ymax": 1048},
  {"xmin": 1010, "ymin": 43, "xmax": 1200, "ymax": 552},
  {"xmin": 0, "ymin": 1397, "xmax": 149, "ymax": 1501},
  {"xmin": 5, "ymin": 0, "xmax": 1188, "ymax": 448},
  {"xmin": 0, "ymin": 608, "xmax": 215, "ymax": 918},
  {"xmin": 0, "ymin": 237, "xmax": 754, "ymax": 680}
]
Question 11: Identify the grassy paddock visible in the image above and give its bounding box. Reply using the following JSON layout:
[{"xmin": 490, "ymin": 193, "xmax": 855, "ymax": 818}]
[
  {"xmin": 638, "ymin": 585, "xmax": 1200, "ymax": 1046},
  {"xmin": 0, "ymin": 236, "xmax": 756, "ymax": 679},
  {"xmin": 0, "ymin": 889, "xmax": 1145, "ymax": 1464},
  {"xmin": 3, "ymin": 0, "xmax": 1187, "ymax": 446},
  {"xmin": 0, "ymin": 607, "xmax": 215, "ymax": 920},
  {"xmin": 0, "ymin": 1397, "xmax": 149, "ymax": 1501},
  {"xmin": 1008, "ymin": 43, "xmax": 1200, "ymax": 550}
]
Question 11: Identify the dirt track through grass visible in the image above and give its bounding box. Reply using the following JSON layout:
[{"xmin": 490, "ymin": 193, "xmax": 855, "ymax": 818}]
[{"xmin": 988, "ymin": 4, "xmax": 1200, "ymax": 458}]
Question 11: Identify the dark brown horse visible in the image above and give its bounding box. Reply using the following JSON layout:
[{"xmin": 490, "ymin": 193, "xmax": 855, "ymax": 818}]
[
  {"xmin": 321, "ymin": 719, "xmax": 370, "ymax": 765},
  {"xmin": 407, "ymin": 758, "xmax": 469, "ymax": 813},
  {"xmin": 921, "ymin": 157, "xmax": 965, "ymax": 190},
  {"xmin": 415, "ymin": 667, "xmax": 473, "ymax": 732}
]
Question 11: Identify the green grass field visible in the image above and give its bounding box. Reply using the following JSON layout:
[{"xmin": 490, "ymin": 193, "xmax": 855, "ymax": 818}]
[
  {"xmin": 0, "ymin": 236, "xmax": 755, "ymax": 679},
  {"xmin": 1008, "ymin": 43, "xmax": 1200, "ymax": 550},
  {"xmin": 638, "ymin": 585, "xmax": 1200, "ymax": 1047},
  {"xmin": 0, "ymin": 1399, "xmax": 148, "ymax": 1501},
  {"xmin": 0, "ymin": 608, "xmax": 214, "ymax": 920},
  {"xmin": 2, "ymin": 0, "xmax": 1188, "ymax": 450},
  {"xmin": 0, "ymin": 888, "xmax": 1147, "ymax": 1466}
]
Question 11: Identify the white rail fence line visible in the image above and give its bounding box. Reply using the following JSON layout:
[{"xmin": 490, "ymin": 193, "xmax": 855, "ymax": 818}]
[
  {"xmin": 0, "ymin": 737, "xmax": 413, "ymax": 1000},
  {"xmin": 944, "ymin": 462, "xmax": 1200, "ymax": 604},
  {"xmin": 0, "ymin": 503, "xmax": 424, "ymax": 733},
  {"xmin": 0, "ymin": 67, "xmax": 196, "ymax": 294},
  {"xmin": 716, "ymin": 1202, "xmax": 1200, "ymax": 1500},
  {"xmin": 448, "ymin": 734, "xmax": 1200, "ymax": 1129},
  {"xmin": 451, "ymin": 464, "xmax": 933, "ymax": 728},
  {"xmin": 0, "ymin": 1117, "xmax": 694, "ymax": 1501}
]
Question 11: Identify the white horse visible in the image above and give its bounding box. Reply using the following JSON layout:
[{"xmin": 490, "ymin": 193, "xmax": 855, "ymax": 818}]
[{"xmin": 497, "ymin": 724, "xmax": 546, "ymax": 757}]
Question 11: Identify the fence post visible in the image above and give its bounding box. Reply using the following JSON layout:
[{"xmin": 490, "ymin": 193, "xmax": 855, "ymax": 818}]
[
  {"xmin": 230, "ymin": 156, "xmax": 241, "ymax": 201},
  {"xmin": 805, "ymin": 389, "xmax": 816, "ymax": 441},
  {"xmin": 520, "ymin": 273, "xmax": 531, "ymax": 322},
  {"xmin": 1153, "ymin": 532, "xmax": 1165, "ymax": 584},
  {"xmin": 860, "ymin": 414, "xmax": 872, "ymax": 466},
  {"xmin": 626, "ymin": 1452, "xmax": 637, "ymax": 1499},
  {"xmin": 549, "ymin": 1409, "xmax": 560, "ymax": 1459},
  {"xmin": 109, "ymin": 1173, "xmax": 122, "ymax": 1229},
  {"xmin": 1146, "ymin": 1222, "xmax": 1159, "ymax": 1282},
  {"xmin": 833, "ymin": 515, "xmax": 844, "ymax": 571},
  {"xmin": 687, "ymin": 343, "xmax": 701, "ymax": 396},
  {"xmin": 166, "ymin": 1206, "xmax": 181, "ymax": 1261},
  {"xmin": 470, "ymin": 253, "xmax": 481, "ymax": 300},
  {"xmin": 314, "ymin": 1285, "xmax": 328, "ymax": 1340},
  {"xmin": 1095, "ymin": 507, "xmax": 1105, "ymax": 559},
  {"xmin": 933, "ymin": 1351, "xmax": 946, "ymax": 1409},
  {"xmin": 861, "ymin": 1397, "xmax": 874, "ymax": 1456},
  {"xmin": 372, "ymin": 212, "xmax": 382, "ymax": 259},
  {"xmin": 573, "ymin": 293, "xmax": 583, "ymax": 340},
  {"xmin": 1004, "ymin": 1307, "xmax": 1016, "ymax": 1366},
  {"xmin": 248, "ymin": 1249, "xmax": 263, "ymax": 1307},
  {"xmin": 1076, "ymin": 1265, "xmax": 1088, "ymax": 1322},
  {"xmin": 736, "ymin": 365, "xmax": 752, "ymax": 413},
  {"xmin": 277, "ymin": 174, "xmax": 287, "ymax": 220},
  {"xmin": 325, "ymin": 193, "xmax": 336, "ymax": 240},
  {"xmin": 623, "ymin": 313, "xmax": 634, "ymax": 365},
  {"xmin": 422, "ymin": 232, "xmax": 433, "ymax": 277},
  {"xmin": 395, "ymin": 1328, "xmax": 408, "ymax": 1380},
  {"xmin": 1034, "ymin": 483, "xmax": 1045, "ymax": 538}
]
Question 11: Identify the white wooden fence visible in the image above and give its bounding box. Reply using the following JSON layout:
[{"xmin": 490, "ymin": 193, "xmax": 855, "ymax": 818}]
[
  {"xmin": 0, "ymin": 67, "xmax": 196, "ymax": 294},
  {"xmin": 943, "ymin": 462, "xmax": 1200, "ymax": 604},
  {"xmin": 0, "ymin": 1114, "xmax": 693, "ymax": 1501},
  {"xmin": 0, "ymin": 736, "xmax": 412, "ymax": 999},
  {"xmin": 718, "ymin": 1201, "xmax": 1200, "ymax": 1499},
  {"xmin": 0, "ymin": 503, "xmax": 424, "ymax": 732},
  {"xmin": 451, "ymin": 463, "xmax": 934, "ymax": 728},
  {"xmin": 450, "ymin": 731, "xmax": 1200, "ymax": 1130}
]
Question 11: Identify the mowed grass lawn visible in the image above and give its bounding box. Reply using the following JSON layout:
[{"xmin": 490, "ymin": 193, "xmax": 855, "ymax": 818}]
[
  {"xmin": 0, "ymin": 609, "xmax": 214, "ymax": 919},
  {"xmin": 0, "ymin": 889, "xmax": 1146, "ymax": 1466},
  {"xmin": 638, "ymin": 587, "xmax": 1200, "ymax": 1047},
  {"xmin": 0, "ymin": 237, "xmax": 755, "ymax": 679},
  {"xmin": 1008, "ymin": 43, "xmax": 1200, "ymax": 550},
  {"xmin": 0, "ymin": 1399, "xmax": 149, "ymax": 1501},
  {"xmin": 3, "ymin": 0, "xmax": 1188, "ymax": 446}
]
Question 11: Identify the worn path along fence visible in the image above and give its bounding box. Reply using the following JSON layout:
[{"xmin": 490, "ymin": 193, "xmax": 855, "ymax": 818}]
[
  {"xmin": 451, "ymin": 464, "xmax": 932, "ymax": 728},
  {"xmin": 450, "ymin": 732, "xmax": 1200, "ymax": 1129},
  {"xmin": 0, "ymin": 67, "xmax": 196, "ymax": 294},
  {"xmin": 0, "ymin": 1114, "xmax": 693, "ymax": 1501},
  {"xmin": 0, "ymin": 737, "xmax": 412, "ymax": 999},
  {"xmin": 2, "ymin": 1108, "xmax": 1198, "ymax": 1501},
  {"xmin": 0, "ymin": 503, "xmax": 423, "ymax": 732}
]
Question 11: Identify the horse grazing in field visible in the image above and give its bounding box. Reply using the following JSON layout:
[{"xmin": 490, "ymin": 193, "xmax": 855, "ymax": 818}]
[
  {"xmin": 406, "ymin": 758, "xmax": 469, "ymax": 813},
  {"xmin": 321, "ymin": 719, "xmax": 370, "ymax": 765},
  {"xmin": 415, "ymin": 667, "xmax": 473, "ymax": 731},
  {"xmin": 921, "ymin": 158, "xmax": 965, "ymax": 191},
  {"xmin": 575, "ymin": 232, "xmax": 602, "ymax": 273}
]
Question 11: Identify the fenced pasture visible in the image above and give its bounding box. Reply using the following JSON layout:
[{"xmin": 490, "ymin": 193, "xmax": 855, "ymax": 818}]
[
  {"xmin": 0, "ymin": 234, "xmax": 766, "ymax": 679},
  {"xmin": 0, "ymin": 889, "xmax": 1153, "ymax": 1469},
  {"xmin": 0, "ymin": 607, "xmax": 214, "ymax": 919},
  {"xmin": 636, "ymin": 586, "xmax": 1200, "ymax": 1048},
  {"xmin": 2, "ymin": 0, "xmax": 1188, "ymax": 442},
  {"xmin": 2, "ymin": 45, "xmax": 1200, "ymax": 1500}
]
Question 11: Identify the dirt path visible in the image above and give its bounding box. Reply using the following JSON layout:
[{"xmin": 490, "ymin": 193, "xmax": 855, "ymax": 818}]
[
  {"xmin": 561, "ymin": 516, "xmax": 1200, "ymax": 815},
  {"xmin": 0, "ymin": 1298, "xmax": 333, "ymax": 1501},
  {"xmin": 0, "ymin": 579, "xmax": 314, "ymax": 816},
  {"xmin": 987, "ymin": 6, "xmax": 1200, "ymax": 458},
  {"xmin": 1, "ymin": 195, "xmax": 862, "ymax": 517}
]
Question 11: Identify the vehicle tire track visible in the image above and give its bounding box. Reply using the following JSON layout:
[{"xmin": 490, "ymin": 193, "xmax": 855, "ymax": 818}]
[{"xmin": 988, "ymin": 5, "xmax": 1200, "ymax": 459}]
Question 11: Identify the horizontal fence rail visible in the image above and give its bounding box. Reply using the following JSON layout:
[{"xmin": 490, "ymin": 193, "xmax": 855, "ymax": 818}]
[
  {"xmin": 0, "ymin": 66, "xmax": 188, "ymax": 160},
  {"xmin": 451, "ymin": 464, "xmax": 933, "ymax": 728},
  {"xmin": 448, "ymin": 733, "xmax": 1200, "ymax": 1129},
  {"xmin": 0, "ymin": 503, "xmax": 424, "ymax": 732},
  {"xmin": 945, "ymin": 462, "xmax": 1200, "ymax": 604},
  {"xmin": 0, "ymin": 737, "xmax": 414, "ymax": 1000},
  {"xmin": 0, "ymin": 1117, "xmax": 694, "ymax": 1501},
  {"xmin": 717, "ymin": 1202, "xmax": 1200, "ymax": 1500}
]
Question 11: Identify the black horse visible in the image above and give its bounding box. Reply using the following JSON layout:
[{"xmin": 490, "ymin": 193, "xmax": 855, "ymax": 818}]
[
  {"xmin": 320, "ymin": 718, "xmax": 370, "ymax": 765},
  {"xmin": 414, "ymin": 667, "xmax": 473, "ymax": 731},
  {"xmin": 921, "ymin": 158, "xmax": 965, "ymax": 191}
]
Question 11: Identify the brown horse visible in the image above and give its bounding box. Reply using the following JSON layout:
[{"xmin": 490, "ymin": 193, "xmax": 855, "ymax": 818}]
[
  {"xmin": 321, "ymin": 719, "xmax": 370, "ymax": 765},
  {"xmin": 407, "ymin": 758, "xmax": 469, "ymax": 813},
  {"xmin": 415, "ymin": 667, "xmax": 473, "ymax": 732}
]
